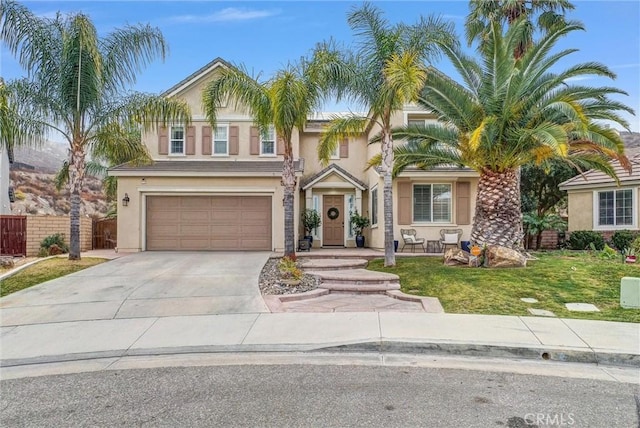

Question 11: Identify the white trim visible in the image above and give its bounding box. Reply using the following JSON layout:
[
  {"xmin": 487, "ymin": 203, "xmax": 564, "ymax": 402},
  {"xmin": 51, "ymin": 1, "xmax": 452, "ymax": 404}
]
[
  {"xmin": 169, "ymin": 125, "xmax": 185, "ymax": 155},
  {"xmin": 165, "ymin": 61, "xmax": 226, "ymax": 97},
  {"xmin": 212, "ymin": 123, "xmax": 229, "ymax": 156},
  {"xmin": 370, "ymin": 185, "xmax": 378, "ymax": 227},
  {"xmin": 111, "ymin": 170, "xmax": 303, "ymax": 178},
  {"xmin": 137, "ymin": 186, "xmax": 277, "ymax": 193},
  {"xmin": 592, "ymin": 188, "xmax": 638, "ymax": 230},
  {"xmin": 412, "ymin": 183, "xmax": 453, "ymax": 224},
  {"xmin": 260, "ymin": 125, "xmax": 276, "ymax": 156},
  {"xmin": 301, "ymin": 166, "xmax": 367, "ymax": 191}
]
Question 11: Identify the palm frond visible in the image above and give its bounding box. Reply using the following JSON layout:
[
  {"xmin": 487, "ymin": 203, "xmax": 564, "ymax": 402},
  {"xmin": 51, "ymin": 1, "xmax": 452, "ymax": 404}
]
[{"xmin": 318, "ymin": 115, "xmax": 370, "ymax": 165}]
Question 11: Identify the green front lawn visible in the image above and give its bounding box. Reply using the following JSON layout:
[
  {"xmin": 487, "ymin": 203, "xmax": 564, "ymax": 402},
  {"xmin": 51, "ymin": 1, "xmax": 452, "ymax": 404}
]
[
  {"xmin": 0, "ymin": 258, "xmax": 106, "ymax": 297},
  {"xmin": 368, "ymin": 251, "xmax": 640, "ymax": 323}
]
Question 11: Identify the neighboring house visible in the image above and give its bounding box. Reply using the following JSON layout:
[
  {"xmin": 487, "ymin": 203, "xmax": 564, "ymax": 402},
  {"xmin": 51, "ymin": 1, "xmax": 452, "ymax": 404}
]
[
  {"xmin": 559, "ymin": 132, "xmax": 640, "ymax": 236},
  {"xmin": 0, "ymin": 145, "xmax": 15, "ymax": 214},
  {"xmin": 110, "ymin": 58, "xmax": 479, "ymax": 252}
]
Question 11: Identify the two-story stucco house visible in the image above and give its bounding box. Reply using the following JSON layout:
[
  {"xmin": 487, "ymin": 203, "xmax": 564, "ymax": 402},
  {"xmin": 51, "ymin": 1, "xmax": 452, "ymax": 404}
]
[{"xmin": 110, "ymin": 58, "xmax": 479, "ymax": 252}]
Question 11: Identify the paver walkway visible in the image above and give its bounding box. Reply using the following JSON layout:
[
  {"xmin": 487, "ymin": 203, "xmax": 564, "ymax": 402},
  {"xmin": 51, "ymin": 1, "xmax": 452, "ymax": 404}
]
[{"xmin": 267, "ymin": 251, "xmax": 443, "ymax": 313}]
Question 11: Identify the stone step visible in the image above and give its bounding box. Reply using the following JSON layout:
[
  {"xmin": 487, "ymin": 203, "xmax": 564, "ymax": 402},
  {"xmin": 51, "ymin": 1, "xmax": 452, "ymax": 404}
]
[
  {"xmin": 300, "ymin": 258, "xmax": 368, "ymax": 271},
  {"xmin": 295, "ymin": 251, "xmax": 382, "ymax": 261},
  {"xmin": 307, "ymin": 269, "xmax": 400, "ymax": 292}
]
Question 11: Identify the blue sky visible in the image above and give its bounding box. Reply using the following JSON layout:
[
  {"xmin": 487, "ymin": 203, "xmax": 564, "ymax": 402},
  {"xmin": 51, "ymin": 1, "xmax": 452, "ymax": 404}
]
[{"xmin": 1, "ymin": 1, "xmax": 639, "ymax": 131}]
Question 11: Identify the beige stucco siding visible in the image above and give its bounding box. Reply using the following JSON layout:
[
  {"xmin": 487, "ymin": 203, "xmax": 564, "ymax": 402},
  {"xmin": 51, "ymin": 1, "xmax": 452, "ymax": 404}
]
[
  {"xmin": 299, "ymin": 133, "xmax": 369, "ymax": 182},
  {"xmin": 144, "ymin": 120, "xmax": 300, "ymax": 160},
  {"xmin": 368, "ymin": 176, "xmax": 479, "ymax": 250},
  {"xmin": 117, "ymin": 176, "xmax": 288, "ymax": 252},
  {"xmin": 566, "ymin": 190, "xmax": 593, "ymax": 231}
]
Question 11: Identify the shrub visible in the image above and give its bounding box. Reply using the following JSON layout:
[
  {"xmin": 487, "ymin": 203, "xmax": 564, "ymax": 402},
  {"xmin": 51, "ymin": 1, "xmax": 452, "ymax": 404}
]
[
  {"xmin": 631, "ymin": 237, "xmax": 640, "ymax": 254},
  {"xmin": 39, "ymin": 233, "xmax": 69, "ymax": 256},
  {"xmin": 610, "ymin": 230, "xmax": 638, "ymax": 251},
  {"xmin": 278, "ymin": 256, "xmax": 303, "ymax": 281},
  {"xmin": 568, "ymin": 230, "xmax": 605, "ymax": 250}
]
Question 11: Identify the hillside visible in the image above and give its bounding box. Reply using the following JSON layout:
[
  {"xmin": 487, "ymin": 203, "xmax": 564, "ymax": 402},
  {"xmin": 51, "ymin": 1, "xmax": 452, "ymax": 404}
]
[{"xmin": 8, "ymin": 139, "xmax": 110, "ymax": 216}]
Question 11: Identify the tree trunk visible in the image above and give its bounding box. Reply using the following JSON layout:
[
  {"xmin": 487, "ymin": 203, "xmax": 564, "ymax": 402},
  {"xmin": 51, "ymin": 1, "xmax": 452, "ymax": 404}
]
[
  {"xmin": 380, "ymin": 130, "xmax": 395, "ymax": 267},
  {"xmin": 281, "ymin": 147, "xmax": 296, "ymax": 258},
  {"xmin": 68, "ymin": 143, "xmax": 86, "ymax": 260},
  {"xmin": 470, "ymin": 168, "xmax": 523, "ymax": 250}
]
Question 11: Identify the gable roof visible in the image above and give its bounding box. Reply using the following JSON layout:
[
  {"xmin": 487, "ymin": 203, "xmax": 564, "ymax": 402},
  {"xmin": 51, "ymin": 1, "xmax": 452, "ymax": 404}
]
[
  {"xmin": 161, "ymin": 57, "xmax": 234, "ymax": 97},
  {"xmin": 300, "ymin": 163, "xmax": 367, "ymax": 191},
  {"xmin": 559, "ymin": 132, "xmax": 640, "ymax": 190}
]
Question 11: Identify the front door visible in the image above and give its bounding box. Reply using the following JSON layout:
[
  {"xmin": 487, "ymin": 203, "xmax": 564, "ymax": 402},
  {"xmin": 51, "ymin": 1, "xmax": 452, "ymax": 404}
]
[{"xmin": 323, "ymin": 195, "xmax": 344, "ymax": 246}]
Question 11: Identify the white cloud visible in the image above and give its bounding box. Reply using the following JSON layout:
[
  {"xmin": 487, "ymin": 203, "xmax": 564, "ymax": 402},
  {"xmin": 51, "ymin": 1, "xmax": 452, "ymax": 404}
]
[
  {"xmin": 171, "ymin": 8, "xmax": 280, "ymax": 24},
  {"xmin": 565, "ymin": 76, "xmax": 593, "ymax": 82}
]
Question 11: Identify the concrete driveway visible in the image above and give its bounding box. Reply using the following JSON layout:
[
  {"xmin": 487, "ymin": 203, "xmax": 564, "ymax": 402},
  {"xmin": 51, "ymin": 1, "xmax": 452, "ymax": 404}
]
[{"xmin": 0, "ymin": 252, "xmax": 271, "ymax": 326}]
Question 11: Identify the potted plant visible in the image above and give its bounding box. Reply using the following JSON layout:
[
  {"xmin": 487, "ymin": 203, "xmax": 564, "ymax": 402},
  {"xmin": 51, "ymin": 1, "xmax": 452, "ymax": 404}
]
[
  {"xmin": 350, "ymin": 210, "xmax": 370, "ymax": 248},
  {"xmin": 301, "ymin": 209, "xmax": 321, "ymax": 245},
  {"xmin": 623, "ymin": 247, "xmax": 636, "ymax": 263}
]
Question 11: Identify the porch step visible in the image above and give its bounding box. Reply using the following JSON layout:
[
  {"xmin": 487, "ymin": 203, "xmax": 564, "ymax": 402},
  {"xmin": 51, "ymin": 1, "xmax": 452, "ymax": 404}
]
[
  {"xmin": 307, "ymin": 269, "xmax": 400, "ymax": 293},
  {"xmin": 300, "ymin": 258, "xmax": 368, "ymax": 272},
  {"xmin": 295, "ymin": 250, "xmax": 382, "ymax": 261}
]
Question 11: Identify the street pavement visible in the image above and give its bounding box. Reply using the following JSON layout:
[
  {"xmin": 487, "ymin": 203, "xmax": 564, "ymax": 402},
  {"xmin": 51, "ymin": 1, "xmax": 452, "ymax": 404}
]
[{"xmin": 0, "ymin": 251, "xmax": 638, "ymax": 375}]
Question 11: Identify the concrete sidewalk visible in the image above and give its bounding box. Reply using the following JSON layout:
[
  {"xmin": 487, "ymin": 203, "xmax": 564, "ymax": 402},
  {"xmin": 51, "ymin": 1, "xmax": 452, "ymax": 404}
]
[{"xmin": 1, "ymin": 312, "xmax": 638, "ymax": 368}]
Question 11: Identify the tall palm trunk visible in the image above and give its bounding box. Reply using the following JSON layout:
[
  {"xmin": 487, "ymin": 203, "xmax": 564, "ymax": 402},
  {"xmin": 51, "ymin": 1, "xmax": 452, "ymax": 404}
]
[
  {"xmin": 471, "ymin": 168, "xmax": 523, "ymax": 249},
  {"xmin": 68, "ymin": 142, "xmax": 86, "ymax": 260},
  {"xmin": 381, "ymin": 130, "xmax": 396, "ymax": 267},
  {"xmin": 282, "ymin": 145, "xmax": 296, "ymax": 257}
]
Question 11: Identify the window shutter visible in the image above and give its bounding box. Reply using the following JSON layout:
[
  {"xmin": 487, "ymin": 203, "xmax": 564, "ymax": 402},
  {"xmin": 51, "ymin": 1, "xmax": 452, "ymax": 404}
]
[
  {"xmin": 276, "ymin": 138, "xmax": 285, "ymax": 155},
  {"xmin": 398, "ymin": 182, "xmax": 412, "ymax": 225},
  {"xmin": 250, "ymin": 126, "xmax": 259, "ymax": 155},
  {"xmin": 158, "ymin": 126, "xmax": 168, "ymax": 155},
  {"xmin": 202, "ymin": 126, "xmax": 212, "ymax": 155},
  {"xmin": 456, "ymin": 181, "xmax": 471, "ymax": 225},
  {"xmin": 229, "ymin": 126, "xmax": 239, "ymax": 155},
  {"xmin": 185, "ymin": 126, "xmax": 196, "ymax": 155},
  {"xmin": 339, "ymin": 138, "xmax": 349, "ymax": 158}
]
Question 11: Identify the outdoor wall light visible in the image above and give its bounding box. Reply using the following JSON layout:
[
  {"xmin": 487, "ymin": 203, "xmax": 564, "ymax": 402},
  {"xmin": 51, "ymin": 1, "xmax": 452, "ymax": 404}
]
[{"xmin": 122, "ymin": 193, "xmax": 130, "ymax": 207}]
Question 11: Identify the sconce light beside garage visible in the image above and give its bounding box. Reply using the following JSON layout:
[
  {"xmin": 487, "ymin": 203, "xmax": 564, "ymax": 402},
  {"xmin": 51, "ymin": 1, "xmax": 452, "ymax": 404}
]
[{"xmin": 122, "ymin": 193, "xmax": 130, "ymax": 207}]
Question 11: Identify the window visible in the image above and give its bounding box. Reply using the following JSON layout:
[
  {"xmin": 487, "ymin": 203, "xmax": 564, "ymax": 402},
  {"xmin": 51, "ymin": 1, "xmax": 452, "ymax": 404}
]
[
  {"xmin": 597, "ymin": 189, "xmax": 634, "ymax": 227},
  {"xmin": 347, "ymin": 194, "xmax": 355, "ymax": 238},
  {"xmin": 408, "ymin": 119, "xmax": 428, "ymax": 128},
  {"xmin": 330, "ymin": 144, "xmax": 340, "ymax": 160},
  {"xmin": 213, "ymin": 125, "xmax": 228, "ymax": 155},
  {"xmin": 413, "ymin": 184, "xmax": 451, "ymax": 223},
  {"xmin": 371, "ymin": 187, "xmax": 378, "ymax": 226},
  {"xmin": 170, "ymin": 126, "xmax": 184, "ymax": 155},
  {"xmin": 261, "ymin": 126, "xmax": 275, "ymax": 155}
]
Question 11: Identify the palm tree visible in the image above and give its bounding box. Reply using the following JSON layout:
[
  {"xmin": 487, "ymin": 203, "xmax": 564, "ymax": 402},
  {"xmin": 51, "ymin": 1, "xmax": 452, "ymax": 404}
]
[
  {"xmin": 201, "ymin": 60, "xmax": 325, "ymax": 257},
  {"xmin": 0, "ymin": 1, "xmax": 190, "ymax": 259},
  {"xmin": 384, "ymin": 20, "xmax": 633, "ymax": 250},
  {"xmin": 466, "ymin": 0, "xmax": 575, "ymax": 59},
  {"xmin": 314, "ymin": 3, "xmax": 456, "ymax": 267},
  {"xmin": 0, "ymin": 77, "xmax": 45, "ymax": 151}
]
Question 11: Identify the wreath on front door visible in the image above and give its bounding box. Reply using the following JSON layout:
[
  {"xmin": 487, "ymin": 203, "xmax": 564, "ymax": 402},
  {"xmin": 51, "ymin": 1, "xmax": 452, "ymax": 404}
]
[{"xmin": 327, "ymin": 207, "xmax": 339, "ymax": 220}]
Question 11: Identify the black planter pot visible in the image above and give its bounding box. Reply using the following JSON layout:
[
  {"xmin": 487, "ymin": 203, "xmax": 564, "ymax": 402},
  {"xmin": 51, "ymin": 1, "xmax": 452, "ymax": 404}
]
[
  {"xmin": 304, "ymin": 235, "xmax": 313, "ymax": 245},
  {"xmin": 355, "ymin": 235, "xmax": 365, "ymax": 248}
]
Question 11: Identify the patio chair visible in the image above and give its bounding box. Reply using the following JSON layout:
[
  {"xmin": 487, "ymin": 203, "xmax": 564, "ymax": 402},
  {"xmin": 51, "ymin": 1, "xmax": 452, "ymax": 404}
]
[
  {"xmin": 400, "ymin": 229, "xmax": 426, "ymax": 253},
  {"xmin": 440, "ymin": 229, "xmax": 463, "ymax": 252}
]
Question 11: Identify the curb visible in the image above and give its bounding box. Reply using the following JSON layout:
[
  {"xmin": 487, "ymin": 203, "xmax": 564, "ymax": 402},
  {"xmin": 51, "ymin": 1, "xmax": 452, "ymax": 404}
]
[{"xmin": 2, "ymin": 340, "xmax": 638, "ymax": 369}]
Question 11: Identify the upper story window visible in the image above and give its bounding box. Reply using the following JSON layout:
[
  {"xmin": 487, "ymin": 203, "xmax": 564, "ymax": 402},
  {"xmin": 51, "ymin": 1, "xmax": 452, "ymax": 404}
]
[
  {"xmin": 170, "ymin": 126, "xmax": 184, "ymax": 155},
  {"xmin": 413, "ymin": 184, "xmax": 451, "ymax": 223},
  {"xmin": 261, "ymin": 126, "xmax": 275, "ymax": 156},
  {"xmin": 330, "ymin": 144, "xmax": 340, "ymax": 160},
  {"xmin": 408, "ymin": 119, "xmax": 428, "ymax": 128},
  {"xmin": 213, "ymin": 125, "xmax": 229, "ymax": 155},
  {"xmin": 596, "ymin": 189, "xmax": 635, "ymax": 228}
]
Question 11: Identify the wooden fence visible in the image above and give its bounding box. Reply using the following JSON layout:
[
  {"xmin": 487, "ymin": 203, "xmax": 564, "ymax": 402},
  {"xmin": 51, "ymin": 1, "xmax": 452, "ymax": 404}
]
[{"xmin": 0, "ymin": 215, "xmax": 27, "ymax": 256}]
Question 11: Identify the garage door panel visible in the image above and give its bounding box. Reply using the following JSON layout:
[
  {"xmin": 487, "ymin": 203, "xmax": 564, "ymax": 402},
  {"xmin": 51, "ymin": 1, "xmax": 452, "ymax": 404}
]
[
  {"xmin": 181, "ymin": 211, "xmax": 211, "ymax": 222},
  {"xmin": 146, "ymin": 196, "xmax": 271, "ymax": 251}
]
